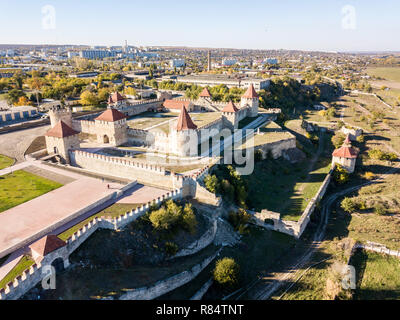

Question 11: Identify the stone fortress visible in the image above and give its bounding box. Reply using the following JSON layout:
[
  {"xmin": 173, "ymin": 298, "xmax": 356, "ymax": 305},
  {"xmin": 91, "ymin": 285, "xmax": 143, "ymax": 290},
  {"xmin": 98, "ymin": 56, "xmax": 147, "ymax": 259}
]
[
  {"xmin": 0, "ymin": 83, "xmax": 361, "ymax": 301},
  {"xmin": 46, "ymin": 84, "xmax": 276, "ymax": 160}
]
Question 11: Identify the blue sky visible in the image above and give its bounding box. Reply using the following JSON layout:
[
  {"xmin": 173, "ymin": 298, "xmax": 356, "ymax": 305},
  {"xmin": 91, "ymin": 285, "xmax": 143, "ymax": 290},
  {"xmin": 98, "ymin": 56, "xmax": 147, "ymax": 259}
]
[{"xmin": 1, "ymin": 0, "xmax": 399, "ymax": 51}]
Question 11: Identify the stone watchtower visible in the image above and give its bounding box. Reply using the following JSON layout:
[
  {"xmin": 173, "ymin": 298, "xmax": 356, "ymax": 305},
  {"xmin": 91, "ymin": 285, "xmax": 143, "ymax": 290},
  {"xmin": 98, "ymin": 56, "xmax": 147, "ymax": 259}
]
[
  {"xmin": 170, "ymin": 106, "xmax": 198, "ymax": 156},
  {"xmin": 222, "ymin": 100, "xmax": 240, "ymax": 130},
  {"xmin": 45, "ymin": 121, "xmax": 80, "ymax": 164},
  {"xmin": 332, "ymin": 135, "xmax": 359, "ymax": 173},
  {"xmin": 241, "ymin": 84, "xmax": 259, "ymax": 117},
  {"xmin": 94, "ymin": 108, "xmax": 128, "ymax": 146},
  {"xmin": 48, "ymin": 105, "xmax": 73, "ymax": 128}
]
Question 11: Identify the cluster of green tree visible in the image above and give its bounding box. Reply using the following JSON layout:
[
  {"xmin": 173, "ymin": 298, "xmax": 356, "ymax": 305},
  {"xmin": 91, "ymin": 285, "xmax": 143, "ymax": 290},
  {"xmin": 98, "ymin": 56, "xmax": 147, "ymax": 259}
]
[
  {"xmin": 148, "ymin": 200, "xmax": 198, "ymax": 235},
  {"xmin": 228, "ymin": 208, "xmax": 252, "ymax": 235},
  {"xmin": 204, "ymin": 165, "xmax": 248, "ymax": 208},
  {"xmin": 258, "ymin": 77, "xmax": 321, "ymax": 121},
  {"xmin": 318, "ymin": 107, "xmax": 336, "ymax": 120},
  {"xmin": 368, "ymin": 149, "xmax": 397, "ymax": 161},
  {"xmin": 343, "ymin": 79, "xmax": 372, "ymax": 92}
]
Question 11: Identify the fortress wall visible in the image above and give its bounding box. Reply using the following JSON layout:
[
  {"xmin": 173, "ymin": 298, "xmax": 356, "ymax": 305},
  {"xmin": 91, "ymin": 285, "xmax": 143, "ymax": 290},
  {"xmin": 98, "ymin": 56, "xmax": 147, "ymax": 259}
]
[
  {"xmin": 255, "ymin": 137, "xmax": 297, "ymax": 159},
  {"xmin": 119, "ymin": 249, "xmax": 221, "ymax": 300},
  {"xmin": 171, "ymin": 218, "xmax": 217, "ymax": 259},
  {"xmin": 70, "ymin": 150, "xmax": 176, "ymax": 189},
  {"xmin": 252, "ymin": 167, "xmax": 334, "ymax": 239},
  {"xmin": 0, "ymin": 186, "xmax": 184, "ymax": 300},
  {"xmin": 72, "ymin": 120, "xmax": 97, "ymax": 135}
]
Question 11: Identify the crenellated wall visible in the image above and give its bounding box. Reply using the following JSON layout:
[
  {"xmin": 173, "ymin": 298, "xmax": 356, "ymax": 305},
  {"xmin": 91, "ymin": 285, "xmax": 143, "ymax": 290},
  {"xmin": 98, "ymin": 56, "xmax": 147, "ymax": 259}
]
[{"xmin": 0, "ymin": 187, "xmax": 184, "ymax": 301}]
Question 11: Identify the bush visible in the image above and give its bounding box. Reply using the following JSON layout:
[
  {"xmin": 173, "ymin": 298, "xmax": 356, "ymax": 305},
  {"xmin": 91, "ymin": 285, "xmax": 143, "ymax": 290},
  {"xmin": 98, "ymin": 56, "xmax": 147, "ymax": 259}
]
[
  {"xmin": 333, "ymin": 164, "xmax": 350, "ymax": 184},
  {"xmin": 182, "ymin": 203, "xmax": 198, "ymax": 234},
  {"xmin": 363, "ymin": 171, "xmax": 375, "ymax": 180},
  {"xmin": 204, "ymin": 174, "xmax": 220, "ymax": 194},
  {"xmin": 164, "ymin": 242, "xmax": 179, "ymax": 256},
  {"xmin": 149, "ymin": 200, "xmax": 198, "ymax": 234},
  {"xmin": 374, "ymin": 204, "xmax": 387, "ymax": 215},
  {"xmin": 341, "ymin": 197, "xmax": 357, "ymax": 213},
  {"xmin": 228, "ymin": 208, "xmax": 251, "ymax": 235},
  {"xmin": 332, "ymin": 132, "xmax": 346, "ymax": 149},
  {"xmin": 356, "ymin": 135, "xmax": 365, "ymax": 143},
  {"xmin": 213, "ymin": 257, "xmax": 239, "ymax": 288}
]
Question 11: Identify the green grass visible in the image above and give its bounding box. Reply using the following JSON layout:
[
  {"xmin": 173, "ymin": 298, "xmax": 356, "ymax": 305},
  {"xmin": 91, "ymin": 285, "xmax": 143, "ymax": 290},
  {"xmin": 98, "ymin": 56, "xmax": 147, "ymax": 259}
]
[
  {"xmin": 244, "ymin": 155, "xmax": 331, "ymax": 221},
  {"xmin": 58, "ymin": 203, "xmax": 143, "ymax": 241},
  {"xmin": 0, "ymin": 170, "xmax": 63, "ymax": 213},
  {"xmin": 0, "ymin": 255, "xmax": 35, "ymax": 289},
  {"xmin": 352, "ymin": 250, "xmax": 400, "ymax": 300},
  {"xmin": 367, "ymin": 67, "xmax": 400, "ymax": 83},
  {"xmin": 0, "ymin": 155, "xmax": 14, "ymax": 170}
]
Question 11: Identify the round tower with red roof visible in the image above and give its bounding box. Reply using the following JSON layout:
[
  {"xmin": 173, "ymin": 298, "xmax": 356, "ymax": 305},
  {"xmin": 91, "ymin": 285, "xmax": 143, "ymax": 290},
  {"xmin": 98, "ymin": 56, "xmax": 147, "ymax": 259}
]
[
  {"xmin": 332, "ymin": 135, "xmax": 359, "ymax": 173},
  {"xmin": 241, "ymin": 83, "xmax": 259, "ymax": 117},
  {"xmin": 222, "ymin": 100, "xmax": 240, "ymax": 130},
  {"xmin": 170, "ymin": 106, "xmax": 199, "ymax": 156}
]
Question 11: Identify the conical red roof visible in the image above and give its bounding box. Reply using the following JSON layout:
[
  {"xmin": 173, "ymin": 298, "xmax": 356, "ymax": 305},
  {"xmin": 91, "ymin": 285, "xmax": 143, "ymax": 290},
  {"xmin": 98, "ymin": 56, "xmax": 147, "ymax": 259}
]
[
  {"xmin": 199, "ymin": 87, "xmax": 211, "ymax": 98},
  {"xmin": 332, "ymin": 146, "xmax": 358, "ymax": 159},
  {"xmin": 242, "ymin": 84, "xmax": 259, "ymax": 99},
  {"xmin": 176, "ymin": 106, "xmax": 197, "ymax": 131},
  {"xmin": 30, "ymin": 235, "xmax": 66, "ymax": 257},
  {"xmin": 108, "ymin": 92, "xmax": 125, "ymax": 103},
  {"xmin": 222, "ymin": 100, "xmax": 239, "ymax": 113},
  {"xmin": 45, "ymin": 121, "xmax": 79, "ymax": 138},
  {"xmin": 95, "ymin": 108, "xmax": 127, "ymax": 122}
]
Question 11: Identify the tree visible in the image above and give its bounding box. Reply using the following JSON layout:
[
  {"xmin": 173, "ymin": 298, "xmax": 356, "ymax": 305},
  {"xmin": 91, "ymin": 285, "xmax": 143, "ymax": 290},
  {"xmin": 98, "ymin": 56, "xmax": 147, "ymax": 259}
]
[
  {"xmin": 27, "ymin": 77, "xmax": 46, "ymax": 107},
  {"xmin": 333, "ymin": 164, "xmax": 350, "ymax": 184},
  {"xmin": 213, "ymin": 258, "xmax": 239, "ymax": 288},
  {"xmin": 204, "ymin": 174, "xmax": 220, "ymax": 194},
  {"xmin": 14, "ymin": 96, "xmax": 32, "ymax": 106},
  {"xmin": 332, "ymin": 132, "xmax": 346, "ymax": 149},
  {"xmin": 182, "ymin": 203, "xmax": 197, "ymax": 234},
  {"xmin": 80, "ymin": 90, "xmax": 99, "ymax": 106},
  {"xmin": 341, "ymin": 197, "xmax": 357, "ymax": 213},
  {"xmin": 6, "ymin": 89, "xmax": 26, "ymax": 105}
]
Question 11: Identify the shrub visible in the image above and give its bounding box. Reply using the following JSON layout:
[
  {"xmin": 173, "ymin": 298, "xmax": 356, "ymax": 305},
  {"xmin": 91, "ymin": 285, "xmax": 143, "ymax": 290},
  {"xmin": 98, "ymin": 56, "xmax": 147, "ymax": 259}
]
[
  {"xmin": 356, "ymin": 135, "xmax": 365, "ymax": 143},
  {"xmin": 165, "ymin": 242, "xmax": 179, "ymax": 256},
  {"xmin": 333, "ymin": 164, "xmax": 350, "ymax": 184},
  {"xmin": 341, "ymin": 197, "xmax": 357, "ymax": 213},
  {"xmin": 228, "ymin": 208, "xmax": 251, "ymax": 234},
  {"xmin": 374, "ymin": 204, "xmax": 387, "ymax": 215},
  {"xmin": 149, "ymin": 207, "xmax": 179, "ymax": 231},
  {"xmin": 332, "ymin": 132, "xmax": 346, "ymax": 149},
  {"xmin": 363, "ymin": 171, "xmax": 375, "ymax": 180},
  {"xmin": 204, "ymin": 174, "xmax": 220, "ymax": 194},
  {"xmin": 213, "ymin": 258, "xmax": 239, "ymax": 288},
  {"xmin": 182, "ymin": 203, "xmax": 198, "ymax": 234}
]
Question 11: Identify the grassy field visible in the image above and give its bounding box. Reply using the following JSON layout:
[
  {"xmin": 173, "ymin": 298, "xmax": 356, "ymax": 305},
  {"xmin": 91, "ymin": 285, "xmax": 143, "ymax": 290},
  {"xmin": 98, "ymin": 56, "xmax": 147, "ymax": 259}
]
[
  {"xmin": 367, "ymin": 67, "xmax": 400, "ymax": 83},
  {"xmin": 0, "ymin": 170, "xmax": 63, "ymax": 213},
  {"xmin": 243, "ymin": 130, "xmax": 332, "ymax": 221},
  {"xmin": 0, "ymin": 154, "xmax": 14, "ymax": 170},
  {"xmin": 351, "ymin": 250, "xmax": 400, "ymax": 300},
  {"xmin": 0, "ymin": 255, "xmax": 35, "ymax": 289},
  {"xmin": 58, "ymin": 203, "xmax": 143, "ymax": 241}
]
